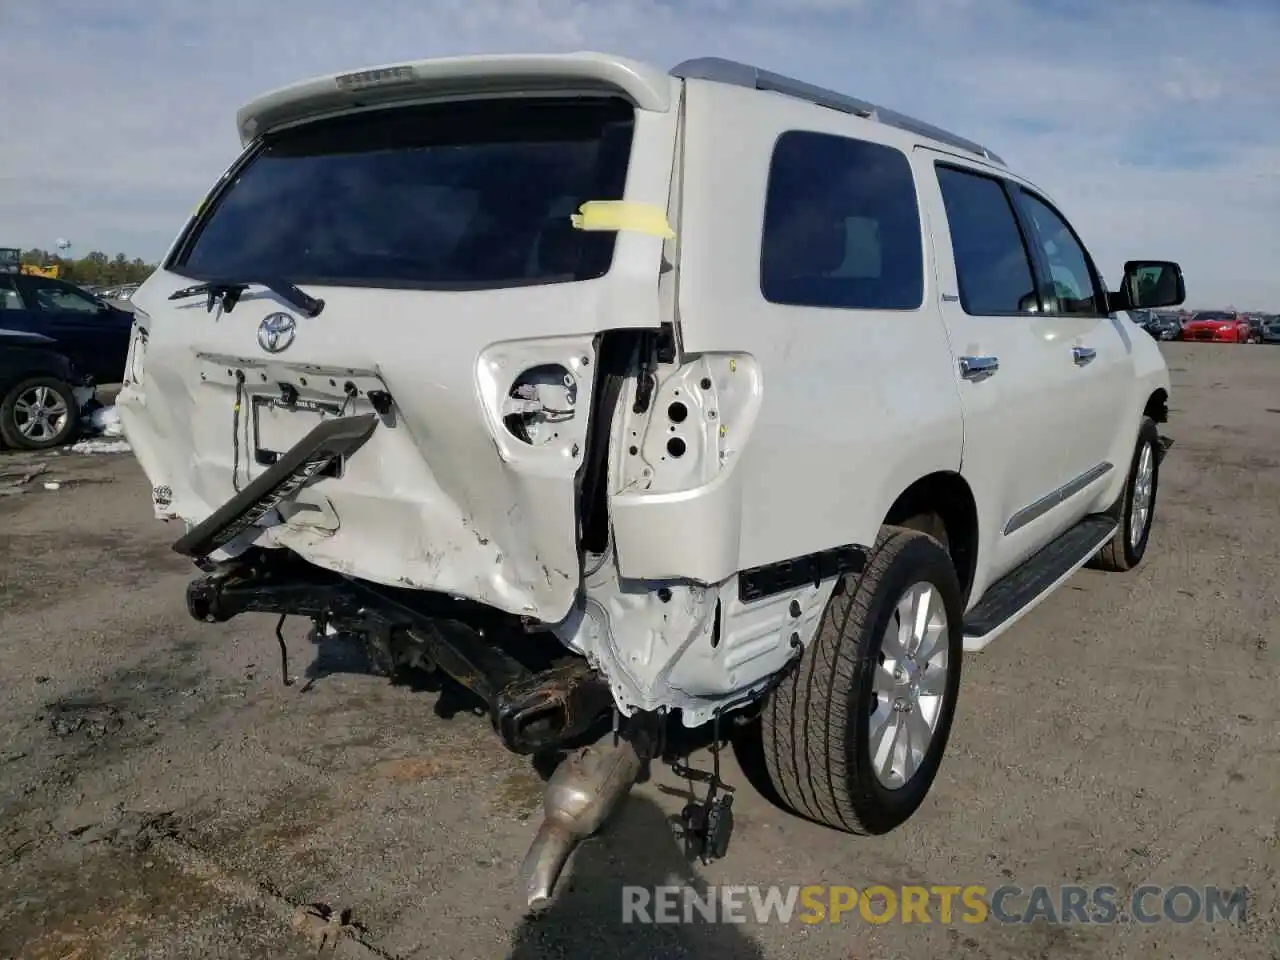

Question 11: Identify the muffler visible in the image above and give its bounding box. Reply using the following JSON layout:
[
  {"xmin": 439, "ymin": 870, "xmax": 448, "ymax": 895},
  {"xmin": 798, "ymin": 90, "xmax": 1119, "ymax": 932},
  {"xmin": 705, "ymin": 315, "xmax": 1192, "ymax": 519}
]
[{"xmin": 519, "ymin": 736, "xmax": 643, "ymax": 910}]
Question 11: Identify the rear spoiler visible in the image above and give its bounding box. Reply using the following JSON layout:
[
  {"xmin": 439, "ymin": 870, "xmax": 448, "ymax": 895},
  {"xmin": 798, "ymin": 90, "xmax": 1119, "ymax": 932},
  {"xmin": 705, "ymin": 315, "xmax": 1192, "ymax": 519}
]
[{"xmin": 236, "ymin": 52, "xmax": 675, "ymax": 145}]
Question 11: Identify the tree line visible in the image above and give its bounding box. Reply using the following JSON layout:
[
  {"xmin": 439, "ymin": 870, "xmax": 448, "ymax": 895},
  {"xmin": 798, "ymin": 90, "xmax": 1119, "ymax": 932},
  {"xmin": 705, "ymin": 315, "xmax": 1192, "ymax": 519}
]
[{"xmin": 20, "ymin": 248, "xmax": 158, "ymax": 287}]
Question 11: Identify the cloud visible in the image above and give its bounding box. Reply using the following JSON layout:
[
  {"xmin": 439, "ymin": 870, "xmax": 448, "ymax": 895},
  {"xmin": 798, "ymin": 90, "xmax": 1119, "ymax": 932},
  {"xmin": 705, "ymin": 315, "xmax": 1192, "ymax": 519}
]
[{"xmin": 2, "ymin": 0, "xmax": 1276, "ymax": 306}]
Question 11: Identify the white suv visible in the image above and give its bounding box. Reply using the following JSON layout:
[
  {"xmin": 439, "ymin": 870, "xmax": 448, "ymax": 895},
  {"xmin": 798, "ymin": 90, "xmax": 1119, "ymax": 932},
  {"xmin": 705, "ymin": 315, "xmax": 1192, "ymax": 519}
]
[{"xmin": 116, "ymin": 52, "xmax": 1183, "ymax": 907}]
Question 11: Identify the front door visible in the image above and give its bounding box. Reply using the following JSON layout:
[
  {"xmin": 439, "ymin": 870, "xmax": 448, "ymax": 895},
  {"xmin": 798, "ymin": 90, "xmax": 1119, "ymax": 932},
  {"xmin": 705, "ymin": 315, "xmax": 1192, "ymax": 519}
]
[{"xmin": 1008, "ymin": 185, "xmax": 1133, "ymax": 518}]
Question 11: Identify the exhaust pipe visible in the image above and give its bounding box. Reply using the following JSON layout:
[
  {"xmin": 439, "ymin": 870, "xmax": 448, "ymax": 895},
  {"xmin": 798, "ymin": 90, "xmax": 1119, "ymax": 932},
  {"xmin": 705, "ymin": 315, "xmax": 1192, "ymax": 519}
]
[
  {"xmin": 519, "ymin": 736, "xmax": 643, "ymax": 910},
  {"xmin": 495, "ymin": 661, "xmax": 615, "ymax": 755}
]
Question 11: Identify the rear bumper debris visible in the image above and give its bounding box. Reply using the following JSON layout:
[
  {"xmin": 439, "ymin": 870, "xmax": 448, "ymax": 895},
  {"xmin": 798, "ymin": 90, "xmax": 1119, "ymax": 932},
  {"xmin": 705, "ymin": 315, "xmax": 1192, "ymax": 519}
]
[
  {"xmin": 172, "ymin": 413, "xmax": 379, "ymax": 561},
  {"xmin": 184, "ymin": 547, "xmax": 613, "ymax": 756}
]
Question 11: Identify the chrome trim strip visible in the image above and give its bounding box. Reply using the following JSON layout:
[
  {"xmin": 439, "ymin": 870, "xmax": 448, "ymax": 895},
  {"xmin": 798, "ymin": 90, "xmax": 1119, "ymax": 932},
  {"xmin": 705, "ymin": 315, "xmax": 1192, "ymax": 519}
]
[{"xmin": 1003, "ymin": 461, "xmax": 1114, "ymax": 536}]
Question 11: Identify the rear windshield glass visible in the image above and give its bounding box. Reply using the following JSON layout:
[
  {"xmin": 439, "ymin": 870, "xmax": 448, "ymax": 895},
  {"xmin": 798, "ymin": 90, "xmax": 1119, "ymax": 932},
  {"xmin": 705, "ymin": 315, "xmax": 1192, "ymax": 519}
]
[{"xmin": 173, "ymin": 97, "xmax": 635, "ymax": 289}]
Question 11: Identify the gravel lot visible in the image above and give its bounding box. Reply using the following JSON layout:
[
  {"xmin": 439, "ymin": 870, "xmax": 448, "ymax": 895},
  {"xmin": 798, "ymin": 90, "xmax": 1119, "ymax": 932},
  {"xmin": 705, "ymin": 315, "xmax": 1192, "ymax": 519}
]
[{"xmin": 1, "ymin": 343, "xmax": 1277, "ymax": 960}]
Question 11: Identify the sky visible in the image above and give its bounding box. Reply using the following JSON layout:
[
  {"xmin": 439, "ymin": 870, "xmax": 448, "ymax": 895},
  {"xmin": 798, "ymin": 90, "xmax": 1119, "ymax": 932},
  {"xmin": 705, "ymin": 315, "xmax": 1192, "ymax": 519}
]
[{"xmin": 2, "ymin": 0, "xmax": 1277, "ymax": 309}]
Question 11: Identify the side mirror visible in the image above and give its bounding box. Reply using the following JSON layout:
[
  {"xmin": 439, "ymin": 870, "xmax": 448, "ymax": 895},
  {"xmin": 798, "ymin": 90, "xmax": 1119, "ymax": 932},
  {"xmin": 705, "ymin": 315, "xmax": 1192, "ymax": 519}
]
[{"xmin": 1108, "ymin": 260, "xmax": 1185, "ymax": 312}]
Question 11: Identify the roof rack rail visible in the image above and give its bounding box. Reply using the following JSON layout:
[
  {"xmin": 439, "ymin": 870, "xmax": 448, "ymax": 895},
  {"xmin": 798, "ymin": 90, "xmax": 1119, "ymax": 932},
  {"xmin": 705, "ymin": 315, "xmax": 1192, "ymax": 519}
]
[{"xmin": 669, "ymin": 56, "xmax": 1005, "ymax": 166}]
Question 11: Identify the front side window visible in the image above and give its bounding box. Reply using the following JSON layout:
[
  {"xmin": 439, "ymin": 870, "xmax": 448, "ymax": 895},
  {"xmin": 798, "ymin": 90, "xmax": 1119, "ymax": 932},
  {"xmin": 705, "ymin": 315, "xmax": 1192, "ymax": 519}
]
[
  {"xmin": 1014, "ymin": 190, "xmax": 1104, "ymax": 316},
  {"xmin": 761, "ymin": 130, "xmax": 924, "ymax": 311},
  {"xmin": 21, "ymin": 279, "xmax": 100, "ymax": 313},
  {"xmin": 174, "ymin": 97, "xmax": 635, "ymax": 290},
  {"xmin": 934, "ymin": 164, "xmax": 1038, "ymax": 316}
]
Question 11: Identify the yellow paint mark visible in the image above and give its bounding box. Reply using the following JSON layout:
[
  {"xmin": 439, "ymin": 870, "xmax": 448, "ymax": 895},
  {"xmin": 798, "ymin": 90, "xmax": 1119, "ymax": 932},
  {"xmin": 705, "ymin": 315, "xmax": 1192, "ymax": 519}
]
[{"xmin": 570, "ymin": 201, "xmax": 675, "ymax": 239}]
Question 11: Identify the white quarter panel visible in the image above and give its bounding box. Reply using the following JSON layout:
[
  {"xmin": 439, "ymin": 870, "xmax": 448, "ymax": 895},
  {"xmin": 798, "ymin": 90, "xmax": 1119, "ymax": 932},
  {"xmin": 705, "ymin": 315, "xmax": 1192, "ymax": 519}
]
[{"xmin": 672, "ymin": 79, "xmax": 964, "ymax": 569}]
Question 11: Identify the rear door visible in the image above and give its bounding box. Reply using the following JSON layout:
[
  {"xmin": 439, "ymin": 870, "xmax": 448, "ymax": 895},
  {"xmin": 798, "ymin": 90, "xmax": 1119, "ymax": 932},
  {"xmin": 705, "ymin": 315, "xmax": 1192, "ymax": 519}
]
[{"xmin": 914, "ymin": 150, "xmax": 1091, "ymax": 591}]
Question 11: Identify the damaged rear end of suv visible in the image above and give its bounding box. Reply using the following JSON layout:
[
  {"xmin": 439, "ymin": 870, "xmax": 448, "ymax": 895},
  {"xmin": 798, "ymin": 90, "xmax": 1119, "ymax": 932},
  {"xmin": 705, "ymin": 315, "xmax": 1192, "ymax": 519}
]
[
  {"xmin": 123, "ymin": 49, "xmax": 1173, "ymax": 911},
  {"xmin": 120, "ymin": 54, "xmax": 759, "ymax": 907}
]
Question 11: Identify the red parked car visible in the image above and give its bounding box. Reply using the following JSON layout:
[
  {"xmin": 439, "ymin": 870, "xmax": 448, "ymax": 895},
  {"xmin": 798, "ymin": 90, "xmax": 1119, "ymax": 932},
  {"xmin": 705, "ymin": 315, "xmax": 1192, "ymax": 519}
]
[{"xmin": 1181, "ymin": 310, "xmax": 1252, "ymax": 343}]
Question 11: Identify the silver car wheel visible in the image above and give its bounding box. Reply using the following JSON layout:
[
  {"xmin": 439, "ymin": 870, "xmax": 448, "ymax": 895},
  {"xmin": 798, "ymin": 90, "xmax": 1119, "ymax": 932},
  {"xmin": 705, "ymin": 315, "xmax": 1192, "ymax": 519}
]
[
  {"xmin": 1129, "ymin": 439, "xmax": 1155, "ymax": 550},
  {"xmin": 14, "ymin": 385, "xmax": 69, "ymax": 443},
  {"xmin": 869, "ymin": 581, "xmax": 950, "ymax": 789}
]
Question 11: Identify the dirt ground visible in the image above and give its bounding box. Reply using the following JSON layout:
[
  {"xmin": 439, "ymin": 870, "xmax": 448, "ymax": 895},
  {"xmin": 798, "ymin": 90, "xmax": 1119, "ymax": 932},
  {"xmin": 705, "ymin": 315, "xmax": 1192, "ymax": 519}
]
[{"xmin": 1, "ymin": 343, "xmax": 1276, "ymax": 960}]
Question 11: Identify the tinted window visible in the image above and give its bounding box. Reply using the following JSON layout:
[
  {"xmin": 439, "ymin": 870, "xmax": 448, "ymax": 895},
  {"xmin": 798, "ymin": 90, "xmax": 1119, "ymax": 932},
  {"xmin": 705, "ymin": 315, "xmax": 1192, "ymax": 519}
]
[
  {"xmin": 761, "ymin": 131, "xmax": 923, "ymax": 310},
  {"xmin": 935, "ymin": 165, "xmax": 1038, "ymax": 316},
  {"xmin": 175, "ymin": 98, "xmax": 635, "ymax": 289},
  {"xmin": 0, "ymin": 277, "xmax": 24, "ymax": 310},
  {"xmin": 19, "ymin": 278, "xmax": 100, "ymax": 313},
  {"xmin": 1193, "ymin": 311, "xmax": 1234, "ymax": 322},
  {"xmin": 1015, "ymin": 190, "xmax": 1102, "ymax": 315}
]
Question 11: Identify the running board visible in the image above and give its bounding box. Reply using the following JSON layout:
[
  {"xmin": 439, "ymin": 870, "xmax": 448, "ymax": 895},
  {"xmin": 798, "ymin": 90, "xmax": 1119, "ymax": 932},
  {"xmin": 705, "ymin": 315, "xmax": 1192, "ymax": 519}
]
[
  {"xmin": 172, "ymin": 413, "xmax": 379, "ymax": 560},
  {"xmin": 962, "ymin": 515, "xmax": 1117, "ymax": 652}
]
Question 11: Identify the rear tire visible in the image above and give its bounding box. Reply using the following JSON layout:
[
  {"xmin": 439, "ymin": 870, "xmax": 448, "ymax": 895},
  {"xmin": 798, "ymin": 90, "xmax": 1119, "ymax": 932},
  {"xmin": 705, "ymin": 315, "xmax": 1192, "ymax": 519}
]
[
  {"xmin": 899, "ymin": 512, "xmax": 949, "ymax": 550},
  {"xmin": 0, "ymin": 376, "xmax": 79, "ymax": 451},
  {"xmin": 1092, "ymin": 416, "xmax": 1160, "ymax": 572},
  {"xmin": 760, "ymin": 528, "xmax": 964, "ymax": 835}
]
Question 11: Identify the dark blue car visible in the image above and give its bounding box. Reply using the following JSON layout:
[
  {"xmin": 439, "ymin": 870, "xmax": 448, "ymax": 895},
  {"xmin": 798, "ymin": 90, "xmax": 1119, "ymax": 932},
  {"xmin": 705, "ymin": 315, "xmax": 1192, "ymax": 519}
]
[{"xmin": 0, "ymin": 274, "xmax": 133, "ymax": 449}]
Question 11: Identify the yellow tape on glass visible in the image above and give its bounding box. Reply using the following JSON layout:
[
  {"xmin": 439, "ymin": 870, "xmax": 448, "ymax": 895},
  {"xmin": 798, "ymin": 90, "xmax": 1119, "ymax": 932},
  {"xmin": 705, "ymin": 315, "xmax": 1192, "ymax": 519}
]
[{"xmin": 570, "ymin": 201, "xmax": 675, "ymax": 239}]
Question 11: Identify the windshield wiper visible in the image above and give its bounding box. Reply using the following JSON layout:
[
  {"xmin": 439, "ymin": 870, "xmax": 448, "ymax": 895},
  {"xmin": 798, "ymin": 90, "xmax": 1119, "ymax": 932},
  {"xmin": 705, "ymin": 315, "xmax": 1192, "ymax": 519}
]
[{"xmin": 168, "ymin": 278, "xmax": 325, "ymax": 318}]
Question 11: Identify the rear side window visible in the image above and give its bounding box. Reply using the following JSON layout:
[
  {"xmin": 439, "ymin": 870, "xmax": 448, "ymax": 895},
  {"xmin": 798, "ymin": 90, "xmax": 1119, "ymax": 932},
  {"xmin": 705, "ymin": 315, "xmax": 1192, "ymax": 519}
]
[
  {"xmin": 761, "ymin": 131, "xmax": 924, "ymax": 311},
  {"xmin": 17, "ymin": 278, "xmax": 101, "ymax": 313},
  {"xmin": 0, "ymin": 277, "xmax": 23, "ymax": 310},
  {"xmin": 173, "ymin": 97, "xmax": 635, "ymax": 289},
  {"xmin": 935, "ymin": 165, "xmax": 1038, "ymax": 316}
]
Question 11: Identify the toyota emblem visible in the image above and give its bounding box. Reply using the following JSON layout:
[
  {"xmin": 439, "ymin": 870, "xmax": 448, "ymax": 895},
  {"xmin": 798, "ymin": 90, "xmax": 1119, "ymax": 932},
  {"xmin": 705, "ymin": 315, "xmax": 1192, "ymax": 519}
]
[{"xmin": 257, "ymin": 312, "xmax": 297, "ymax": 353}]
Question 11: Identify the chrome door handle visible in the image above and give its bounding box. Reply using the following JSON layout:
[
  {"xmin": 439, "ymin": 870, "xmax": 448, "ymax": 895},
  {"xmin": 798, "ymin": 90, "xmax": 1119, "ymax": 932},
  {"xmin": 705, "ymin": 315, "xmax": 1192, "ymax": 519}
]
[
  {"xmin": 958, "ymin": 355, "xmax": 1000, "ymax": 381},
  {"xmin": 1072, "ymin": 346, "xmax": 1097, "ymax": 366}
]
